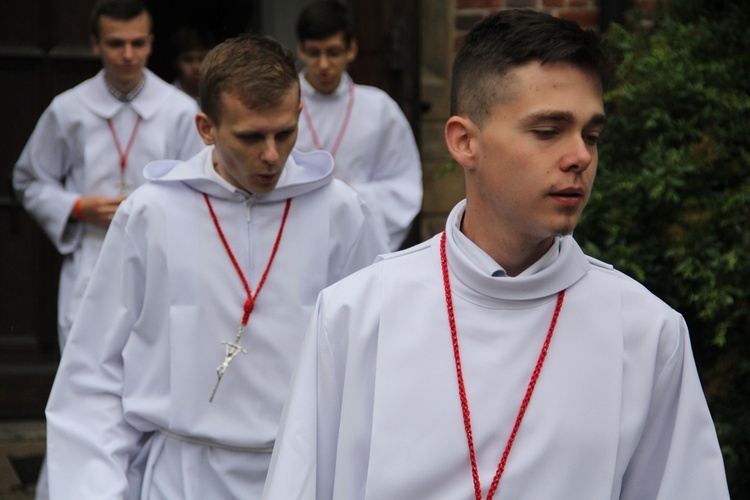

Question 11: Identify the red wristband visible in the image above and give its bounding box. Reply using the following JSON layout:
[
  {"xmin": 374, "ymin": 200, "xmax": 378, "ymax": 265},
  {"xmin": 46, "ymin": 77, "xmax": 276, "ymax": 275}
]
[{"xmin": 73, "ymin": 198, "xmax": 83, "ymax": 221}]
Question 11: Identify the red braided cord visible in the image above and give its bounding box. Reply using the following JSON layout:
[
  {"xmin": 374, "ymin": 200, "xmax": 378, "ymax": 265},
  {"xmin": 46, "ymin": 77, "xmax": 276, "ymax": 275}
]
[
  {"xmin": 107, "ymin": 116, "xmax": 142, "ymax": 171},
  {"xmin": 440, "ymin": 231, "xmax": 565, "ymax": 500},
  {"xmin": 203, "ymin": 194, "xmax": 292, "ymax": 325},
  {"xmin": 301, "ymin": 84, "xmax": 355, "ymax": 158}
]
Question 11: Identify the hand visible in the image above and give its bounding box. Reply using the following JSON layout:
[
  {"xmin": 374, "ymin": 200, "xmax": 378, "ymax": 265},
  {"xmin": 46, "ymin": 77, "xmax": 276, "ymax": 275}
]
[{"xmin": 77, "ymin": 195, "xmax": 127, "ymax": 227}]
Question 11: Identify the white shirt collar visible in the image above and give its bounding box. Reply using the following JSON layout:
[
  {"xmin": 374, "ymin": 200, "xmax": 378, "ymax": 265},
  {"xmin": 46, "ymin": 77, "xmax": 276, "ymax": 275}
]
[
  {"xmin": 299, "ymin": 70, "xmax": 353, "ymax": 99},
  {"xmin": 450, "ymin": 204, "xmax": 561, "ymax": 278}
]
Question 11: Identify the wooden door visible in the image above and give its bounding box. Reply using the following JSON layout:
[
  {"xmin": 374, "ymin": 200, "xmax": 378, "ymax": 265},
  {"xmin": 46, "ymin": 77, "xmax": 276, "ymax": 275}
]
[
  {"xmin": 0, "ymin": 0, "xmax": 419, "ymax": 418},
  {"xmin": 348, "ymin": 0, "xmax": 422, "ymax": 247},
  {"xmin": 0, "ymin": 0, "xmax": 259, "ymax": 418},
  {"xmin": 0, "ymin": 0, "xmax": 100, "ymax": 418}
]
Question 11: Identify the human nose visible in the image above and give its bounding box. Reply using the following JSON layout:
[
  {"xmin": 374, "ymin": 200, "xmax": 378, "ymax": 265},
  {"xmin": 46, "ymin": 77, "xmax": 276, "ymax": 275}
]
[
  {"xmin": 561, "ymin": 136, "xmax": 594, "ymax": 172},
  {"xmin": 261, "ymin": 139, "xmax": 280, "ymax": 164},
  {"xmin": 123, "ymin": 43, "xmax": 134, "ymax": 61},
  {"xmin": 317, "ymin": 53, "xmax": 331, "ymax": 69}
]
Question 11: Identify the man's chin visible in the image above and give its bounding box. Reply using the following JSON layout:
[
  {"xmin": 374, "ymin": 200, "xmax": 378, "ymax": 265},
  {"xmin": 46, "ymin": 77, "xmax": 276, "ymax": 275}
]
[
  {"xmin": 554, "ymin": 223, "xmax": 578, "ymax": 237},
  {"xmin": 313, "ymin": 79, "xmax": 335, "ymax": 93}
]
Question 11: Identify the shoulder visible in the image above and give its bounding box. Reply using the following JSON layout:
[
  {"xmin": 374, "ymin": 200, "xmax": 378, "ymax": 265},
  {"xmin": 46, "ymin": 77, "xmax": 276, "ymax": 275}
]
[
  {"xmin": 47, "ymin": 77, "xmax": 96, "ymax": 114},
  {"xmin": 118, "ymin": 180, "xmax": 200, "ymax": 241},
  {"xmin": 320, "ymin": 257, "xmax": 385, "ymax": 307},
  {"xmin": 302, "ymin": 178, "xmax": 368, "ymax": 221},
  {"xmin": 377, "ymin": 237, "xmax": 433, "ymax": 264},
  {"xmin": 581, "ymin": 254, "xmax": 685, "ymax": 349},
  {"xmin": 586, "ymin": 256, "xmax": 672, "ymax": 307},
  {"xmin": 353, "ymin": 84, "xmax": 402, "ymax": 112},
  {"xmin": 123, "ymin": 181, "xmax": 171, "ymax": 213},
  {"xmin": 331, "ymin": 237, "xmax": 432, "ymax": 290},
  {"xmin": 123, "ymin": 177, "xmax": 195, "ymax": 216},
  {"xmin": 33, "ymin": 86, "xmax": 95, "ymax": 134},
  {"xmin": 352, "ymin": 83, "xmax": 413, "ymax": 133},
  {"xmin": 354, "ymin": 83, "xmax": 394, "ymax": 102},
  {"xmin": 319, "ymin": 238, "xmax": 433, "ymax": 316}
]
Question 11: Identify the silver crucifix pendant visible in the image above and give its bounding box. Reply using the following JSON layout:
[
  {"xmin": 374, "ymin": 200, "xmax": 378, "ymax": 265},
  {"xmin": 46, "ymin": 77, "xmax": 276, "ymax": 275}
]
[
  {"xmin": 114, "ymin": 175, "xmax": 133, "ymax": 196},
  {"xmin": 209, "ymin": 325, "xmax": 248, "ymax": 402}
]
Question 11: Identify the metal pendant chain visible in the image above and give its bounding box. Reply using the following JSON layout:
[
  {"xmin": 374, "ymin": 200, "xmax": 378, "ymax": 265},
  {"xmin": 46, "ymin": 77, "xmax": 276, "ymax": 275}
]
[
  {"xmin": 204, "ymin": 193, "xmax": 292, "ymax": 402},
  {"xmin": 439, "ymin": 231, "xmax": 565, "ymax": 499}
]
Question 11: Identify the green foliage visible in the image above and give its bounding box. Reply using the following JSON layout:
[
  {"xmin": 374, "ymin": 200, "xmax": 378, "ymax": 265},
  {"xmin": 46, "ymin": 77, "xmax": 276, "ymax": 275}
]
[{"xmin": 574, "ymin": 0, "xmax": 750, "ymax": 494}]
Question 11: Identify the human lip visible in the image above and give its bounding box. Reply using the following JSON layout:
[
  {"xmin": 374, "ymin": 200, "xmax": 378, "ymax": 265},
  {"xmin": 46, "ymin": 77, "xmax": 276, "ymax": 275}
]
[
  {"xmin": 256, "ymin": 172, "xmax": 279, "ymax": 184},
  {"xmin": 316, "ymin": 74, "xmax": 332, "ymax": 85},
  {"xmin": 549, "ymin": 187, "xmax": 585, "ymax": 206}
]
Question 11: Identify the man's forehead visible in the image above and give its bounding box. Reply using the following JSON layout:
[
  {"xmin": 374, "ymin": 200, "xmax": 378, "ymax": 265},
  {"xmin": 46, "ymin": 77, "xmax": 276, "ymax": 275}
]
[
  {"xmin": 301, "ymin": 32, "xmax": 349, "ymax": 48},
  {"xmin": 98, "ymin": 13, "xmax": 151, "ymax": 37},
  {"xmin": 221, "ymin": 89, "xmax": 300, "ymax": 117}
]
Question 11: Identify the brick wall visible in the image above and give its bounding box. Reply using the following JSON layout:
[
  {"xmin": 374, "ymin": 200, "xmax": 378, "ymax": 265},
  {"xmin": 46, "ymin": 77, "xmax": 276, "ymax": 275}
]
[{"xmin": 455, "ymin": 0, "xmax": 601, "ymax": 49}]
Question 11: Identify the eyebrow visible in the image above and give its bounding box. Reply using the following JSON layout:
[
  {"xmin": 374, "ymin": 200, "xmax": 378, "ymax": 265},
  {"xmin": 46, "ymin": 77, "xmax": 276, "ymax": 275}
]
[
  {"xmin": 103, "ymin": 36, "xmax": 150, "ymax": 43},
  {"xmin": 521, "ymin": 111, "xmax": 607, "ymax": 127},
  {"xmin": 235, "ymin": 124, "xmax": 297, "ymax": 137}
]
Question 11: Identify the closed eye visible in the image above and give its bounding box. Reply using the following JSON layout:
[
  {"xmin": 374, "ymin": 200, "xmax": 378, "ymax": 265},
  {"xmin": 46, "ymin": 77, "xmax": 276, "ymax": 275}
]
[
  {"xmin": 532, "ymin": 129, "xmax": 559, "ymax": 140},
  {"xmin": 583, "ymin": 133, "xmax": 600, "ymax": 146},
  {"xmin": 237, "ymin": 133, "xmax": 264, "ymax": 144}
]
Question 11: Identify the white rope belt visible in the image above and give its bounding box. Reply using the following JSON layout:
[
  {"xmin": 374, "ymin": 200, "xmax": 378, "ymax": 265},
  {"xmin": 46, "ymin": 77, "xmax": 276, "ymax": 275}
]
[{"xmin": 160, "ymin": 429, "xmax": 274, "ymax": 454}]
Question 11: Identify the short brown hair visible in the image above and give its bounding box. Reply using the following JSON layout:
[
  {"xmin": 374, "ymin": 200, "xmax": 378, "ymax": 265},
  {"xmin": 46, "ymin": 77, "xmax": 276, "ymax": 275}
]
[
  {"xmin": 296, "ymin": 0, "xmax": 354, "ymax": 45},
  {"xmin": 451, "ymin": 9, "xmax": 613, "ymax": 126},
  {"xmin": 200, "ymin": 34, "xmax": 299, "ymax": 124},
  {"xmin": 90, "ymin": 0, "xmax": 151, "ymax": 39}
]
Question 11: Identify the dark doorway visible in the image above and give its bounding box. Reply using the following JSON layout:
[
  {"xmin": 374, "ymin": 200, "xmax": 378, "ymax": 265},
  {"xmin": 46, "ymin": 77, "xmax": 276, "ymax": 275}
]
[{"xmin": 0, "ymin": 0, "xmax": 420, "ymax": 418}]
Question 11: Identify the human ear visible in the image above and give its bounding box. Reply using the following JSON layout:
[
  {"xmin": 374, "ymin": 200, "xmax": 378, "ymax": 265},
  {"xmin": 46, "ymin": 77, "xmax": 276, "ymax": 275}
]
[
  {"xmin": 346, "ymin": 39, "xmax": 358, "ymax": 64},
  {"xmin": 445, "ymin": 116, "xmax": 478, "ymax": 170},
  {"xmin": 90, "ymin": 35, "xmax": 101, "ymax": 56},
  {"xmin": 195, "ymin": 113, "xmax": 215, "ymax": 146}
]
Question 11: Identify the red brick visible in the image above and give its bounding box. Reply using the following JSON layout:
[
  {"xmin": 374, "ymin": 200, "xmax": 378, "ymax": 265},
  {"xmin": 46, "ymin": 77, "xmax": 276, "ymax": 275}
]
[
  {"xmin": 558, "ymin": 9, "xmax": 599, "ymax": 29},
  {"xmin": 455, "ymin": 13, "xmax": 489, "ymax": 31},
  {"xmin": 457, "ymin": 0, "xmax": 500, "ymax": 8},
  {"xmin": 506, "ymin": 0, "xmax": 536, "ymax": 7}
]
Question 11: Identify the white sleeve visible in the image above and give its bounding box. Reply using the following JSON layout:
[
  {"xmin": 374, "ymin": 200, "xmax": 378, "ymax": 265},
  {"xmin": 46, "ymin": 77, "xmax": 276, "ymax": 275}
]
[
  {"xmin": 620, "ymin": 316, "xmax": 730, "ymax": 499},
  {"xmin": 353, "ymin": 100, "xmax": 422, "ymax": 251},
  {"xmin": 45, "ymin": 206, "xmax": 147, "ymax": 499},
  {"xmin": 13, "ymin": 103, "xmax": 82, "ymax": 254}
]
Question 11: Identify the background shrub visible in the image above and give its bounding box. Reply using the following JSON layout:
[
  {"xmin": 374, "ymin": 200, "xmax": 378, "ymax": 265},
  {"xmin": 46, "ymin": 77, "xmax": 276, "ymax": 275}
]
[{"xmin": 575, "ymin": 0, "xmax": 750, "ymax": 495}]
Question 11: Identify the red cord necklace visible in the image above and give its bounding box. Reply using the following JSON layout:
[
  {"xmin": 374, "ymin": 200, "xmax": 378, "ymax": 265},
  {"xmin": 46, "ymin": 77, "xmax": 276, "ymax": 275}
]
[
  {"xmin": 301, "ymin": 83, "xmax": 355, "ymax": 158},
  {"xmin": 204, "ymin": 193, "xmax": 292, "ymax": 402},
  {"xmin": 440, "ymin": 231, "xmax": 565, "ymax": 499},
  {"xmin": 107, "ymin": 116, "xmax": 142, "ymax": 195}
]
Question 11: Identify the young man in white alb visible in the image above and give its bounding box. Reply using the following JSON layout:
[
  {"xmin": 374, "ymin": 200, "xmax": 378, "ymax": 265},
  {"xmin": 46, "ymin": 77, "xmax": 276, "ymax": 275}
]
[
  {"xmin": 263, "ymin": 9, "xmax": 729, "ymax": 500},
  {"xmin": 295, "ymin": 0, "xmax": 422, "ymax": 251},
  {"xmin": 13, "ymin": 0, "xmax": 203, "ymax": 350},
  {"xmin": 45, "ymin": 33, "xmax": 387, "ymax": 499}
]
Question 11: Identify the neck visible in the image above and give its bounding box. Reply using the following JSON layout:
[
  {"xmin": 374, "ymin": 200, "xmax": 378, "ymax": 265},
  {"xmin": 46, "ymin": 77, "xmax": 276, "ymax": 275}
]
[
  {"xmin": 461, "ymin": 210, "xmax": 555, "ymax": 277},
  {"xmin": 105, "ymin": 72, "xmax": 144, "ymax": 94},
  {"xmin": 304, "ymin": 71, "xmax": 341, "ymax": 95}
]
